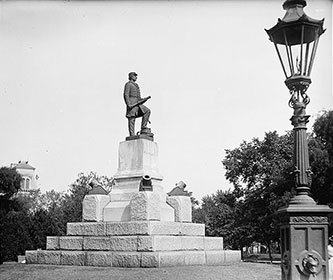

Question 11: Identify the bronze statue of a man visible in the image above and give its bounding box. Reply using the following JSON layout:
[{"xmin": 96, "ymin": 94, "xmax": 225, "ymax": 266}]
[{"xmin": 123, "ymin": 72, "xmax": 151, "ymax": 137}]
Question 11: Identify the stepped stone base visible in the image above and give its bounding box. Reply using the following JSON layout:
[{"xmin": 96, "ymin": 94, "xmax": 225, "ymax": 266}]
[
  {"xmin": 26, "ymin": 250, "xmax": 240, "ymax": 267},
  {"xmin": 66, "ymin": 221, "xmax": 205, "ymax": 236},
  {"xmin": 26, "ymin": 221, "xmax": 241, "ymax": 267}
]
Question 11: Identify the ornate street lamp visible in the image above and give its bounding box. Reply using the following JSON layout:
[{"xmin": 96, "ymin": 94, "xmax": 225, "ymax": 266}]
[{"xmin": 266, "ymin": 1, "xmax": 332, "ymax": 279}]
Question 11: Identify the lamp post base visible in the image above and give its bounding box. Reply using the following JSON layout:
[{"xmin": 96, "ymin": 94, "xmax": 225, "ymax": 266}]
[{"xmin": 278, "ymin": 204, "xmax": 333, "ymax": 280}]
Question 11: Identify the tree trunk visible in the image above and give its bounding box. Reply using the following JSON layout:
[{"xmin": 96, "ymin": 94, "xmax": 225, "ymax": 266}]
[
  {"xmin": 267, "ymin": 241, "xmax": 273, "ymax": 264},
  {"xmin": 240, "ymin": 246, "xmax": 244, "ymax": 261}
]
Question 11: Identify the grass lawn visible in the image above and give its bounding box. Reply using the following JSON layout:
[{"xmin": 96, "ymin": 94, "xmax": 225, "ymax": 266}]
[{"xmin": 0, "ymin": 262, "xmax": 280, "ymax": 280}]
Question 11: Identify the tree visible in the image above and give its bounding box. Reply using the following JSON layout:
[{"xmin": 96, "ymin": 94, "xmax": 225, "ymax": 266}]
[
  {"xmin": 310, "ymin": 111, "xmax": 333, "ymax": 204},
  {"xmin": 0, "ymin": 210, "xmax": 34, "ymax": 262},
  {"xmin": 310, "ymin": 110, "xmax": 333, "ymax": 234},
  {"xmin": 222, "ymin": 131, "xmax": 294, "ymax": 261},
  {"xmin": 0, "ymin": 170, "xmax": 114, "ymax": 263},
  {"xmin": 195, "ymin": 190, "xmax": 238, "ymax": 249},
  {"xmin": 0, "ymin": 167, "xmax": 22, "ymax": 204},
  {"xmin": 0, "ymin": 167, "xmax": 24, "ymax": 263}
]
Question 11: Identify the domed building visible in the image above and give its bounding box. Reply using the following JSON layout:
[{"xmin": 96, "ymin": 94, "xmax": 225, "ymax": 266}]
[{"xmin": 10, "ymin": 161, "xmax": 38, "ymax": 192}]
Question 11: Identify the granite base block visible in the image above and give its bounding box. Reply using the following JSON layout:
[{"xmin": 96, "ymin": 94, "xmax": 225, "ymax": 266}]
[
  {"xmin": 224, "ymin": 250, "xmax": 241, "ymax": 262},
  {"xmin": 25, "ymin": 250, "xmax": 38, "ymax": 264},
  {"xmin": 67, "ymin": 222, "xmax": 106, "ymax": 236},
  {"xmin": 25, "ymin": 249, "xmax": 240, "ymax": 267},
  {"xmin": 86, "ymin": 251, "xmax": 113, "ymax": 267},
  {"xmin": 206, "ymin": 250, "xmax": 225, "ymax": 265},
  {"xmin": 184, "ymin": 251, "xmax": 206, "ymax": 265},
  {"xmin": 61, "ymin": 251, "xmax": 86, "ymax": 266},
  {"xmin": 141, "ymin": 252, "xmax": 159, "ymax": 267},
  {"xmin": 180, "ymin": 222, "xmax": 205, "ymax": 236},
  {"xmin": 44, "ymin": 235, "xmax": 224, "ymax": 252},
  {"xmin": 37, "ymin": 250, "xmax": 61, "ymax": 265},
  {"xmin": 83, "ymin": 236, "xmax": 112, "ymax": 251},
  {"xmin": 112, "ymin": 252, "xmax": 141, "ymax": 268},
  {"xmin": 181, "ymin": 236, "xmax": 204, "ymax": 251},
  {"xmin": 204, "ymin": 236, "xmax": 224, "ymax": 250},
  {"xmin": 159, "ymin": 251, "xmax": 184, "ymax": 267},
  {"xmin": 59, "ymin": 236, "xmax": 83, "ymax": 250},
  {"xmin": 149, "ymin": 221, "xmax": 181, "ymax": 235},
  {"xmin": 46, "ymin": 236, "xmax": 60, "ymax": 250},
  {"xmin": 67, "ymin": 221, "xmax": 205, "ymax": 236},
  {"xmin": 106, "ymin": 221, "xmax": 149, "ymax": 236}
]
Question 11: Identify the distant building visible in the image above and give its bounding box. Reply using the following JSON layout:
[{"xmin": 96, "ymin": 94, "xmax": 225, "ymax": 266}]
[{"xmin": 10, "ymin": 161, "xmax": 38, "ymax": 192}]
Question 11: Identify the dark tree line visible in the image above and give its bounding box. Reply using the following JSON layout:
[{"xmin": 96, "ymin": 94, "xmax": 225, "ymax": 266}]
[
  {"xmin": 193, "ymin": 110, "xmax": 333, "ymax": 261},
  {"xmin": 0, "ymin": 171, "xmax": 112, "ymax": 263}
]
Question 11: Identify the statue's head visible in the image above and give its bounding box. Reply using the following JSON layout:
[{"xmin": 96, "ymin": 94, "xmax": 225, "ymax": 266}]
[{"xmin": 128, "ymin": 72, "xmax": 138, "ymax": 80}]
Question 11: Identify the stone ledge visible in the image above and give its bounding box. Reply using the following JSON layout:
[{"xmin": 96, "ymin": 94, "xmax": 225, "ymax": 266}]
[
  {"xmin": 204, "ymin": 236, "xmax": 224, "ymax": 250},
  {"xmin": 112, "ymin": 252, "xmax": 141, "ymax": 268},
  {"xmin": 59, "ymin": 236, "xmax": 83, "ymax": 250},
  {"xmin": 83, "ymin": 236, "xmax": 111, "ymax": 251},
  {"xmin": 184, "ymin": 251, "xmax": 206, "ymax": 265},
  {"xmin": 224, "ymin": 250, "xmax": 241, "ymax": 262},
  {"xmin": 46, "ymin": 236, "xmax": 60, "ymax": 250},
  {"xmin": 149, "ymin": 221, "xmax": 181, "ymax": 235},
  {"xmin": 159, "ymin": 251, "xmax": 184, "ymax": 267},
  {"xmin": 106, "ymin": 221, "xmax": 149, "ymax": 236},
  {"xmin": 37, "ymin": 250, "xmax": 61, "ymax": 265},
  {"xmin": 141, "ymin": 252, "xmax": 159, "ymax": 267},
  {"xmin": 45, "ymin": 235, "xmax": 222, "ymax": 252},
  {"xmin": 206, "ymin": 250, "xmax": 224, "ymax": 265},
  {"xmin": 25, "ymin": 250, "xmax": 38, "ymax": 264},
  {"xmin": 67, "ymin": 221, "xmax": 205, "ymax": 236},
  {"xmin": 25, "ymin": 249, "xmax": 241, "ymax": 267},
  {"xmin": 83, "ymin": 236, "xmax": 139, "ymax": 251},
  {"xmin": 61, "ymin": 251, "xmax": 85, "ymax": 266},
  {"xmin": 67, "ymin": 222, "xmax": 106, "ymax": 236},
  {"xmin": 86, "ymin": 251, "xmax": 113, "ymax": 267},
  {"xmin": 180, "ymin": 223, "xmax": 205, "ymax": 236}
]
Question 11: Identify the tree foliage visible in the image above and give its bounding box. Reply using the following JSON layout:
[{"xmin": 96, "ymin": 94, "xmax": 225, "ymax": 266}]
[
  {"xmin": 195, "ymin": 111, "xmax": 333, "ymax": 259},
  {"xmin": 221, "ymin": 131, "xmax": 294, "ymax": 258},
  {"xmin": 193, "ymin": 190, "xmax": 238, "ymax": 248},
  {"xmin": 0, "ymin": 171, "xmax": 113, "ymax": 263},
  {"xmin": 310, "ymin": 111, "xmax": 333, "ymax": 206},
  {"xmin": 310, "ymin": 111, "xmax": 333, "ymax": 234},
  {"xmin": 0, "ymin": 167, "xmax": 22, "ymax": 201}
]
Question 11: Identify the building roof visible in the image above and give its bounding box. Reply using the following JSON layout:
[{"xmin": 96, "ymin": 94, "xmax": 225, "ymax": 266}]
[{"xmin": 11, "ymin": 161, "xmax": 36, "ymax": 170}]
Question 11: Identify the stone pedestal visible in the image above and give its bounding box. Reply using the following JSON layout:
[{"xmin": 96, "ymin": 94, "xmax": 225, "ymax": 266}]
[
  {"xmin": 25, "ymin": 138, "xmax": 241, "ymax": 267},
  {"xmin": 167, "ymin": 196, "xmax": 192, "ymax": 222},
  {"xmin": 278, "ymin": 204, "xmax": 333, "ymax": 280},
  {"xmin": 130, "ymin": 192, "xmax": 161, "ymax": 221},
  {"xmin": 82, "ymin": 194, "xmax": 110, "ymax": 222},
  {"xmin": 103, "ymin": 139, "xmax": 174, "ymax": 222}
]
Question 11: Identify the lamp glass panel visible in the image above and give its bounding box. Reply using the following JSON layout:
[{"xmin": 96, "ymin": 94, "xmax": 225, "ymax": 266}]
[{"xmin": 275, "ymin": 39, "xmax": 317, "ymax": 79}]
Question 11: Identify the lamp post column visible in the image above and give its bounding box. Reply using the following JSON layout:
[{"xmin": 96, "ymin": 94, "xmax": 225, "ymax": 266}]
[{"xmin": 288, "ymin": 86, "xmax": 315, "ymax": 206}]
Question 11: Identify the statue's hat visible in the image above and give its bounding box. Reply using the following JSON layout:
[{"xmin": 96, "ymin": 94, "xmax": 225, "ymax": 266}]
[{"xmin": 128, "ymin": 72, "xmax": 138, "ymax": 77}]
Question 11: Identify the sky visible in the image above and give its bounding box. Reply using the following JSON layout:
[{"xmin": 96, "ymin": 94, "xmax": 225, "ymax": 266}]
[{"xmin": 0, "ymin": 0, "xmax": 332, "ymax": 201}]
